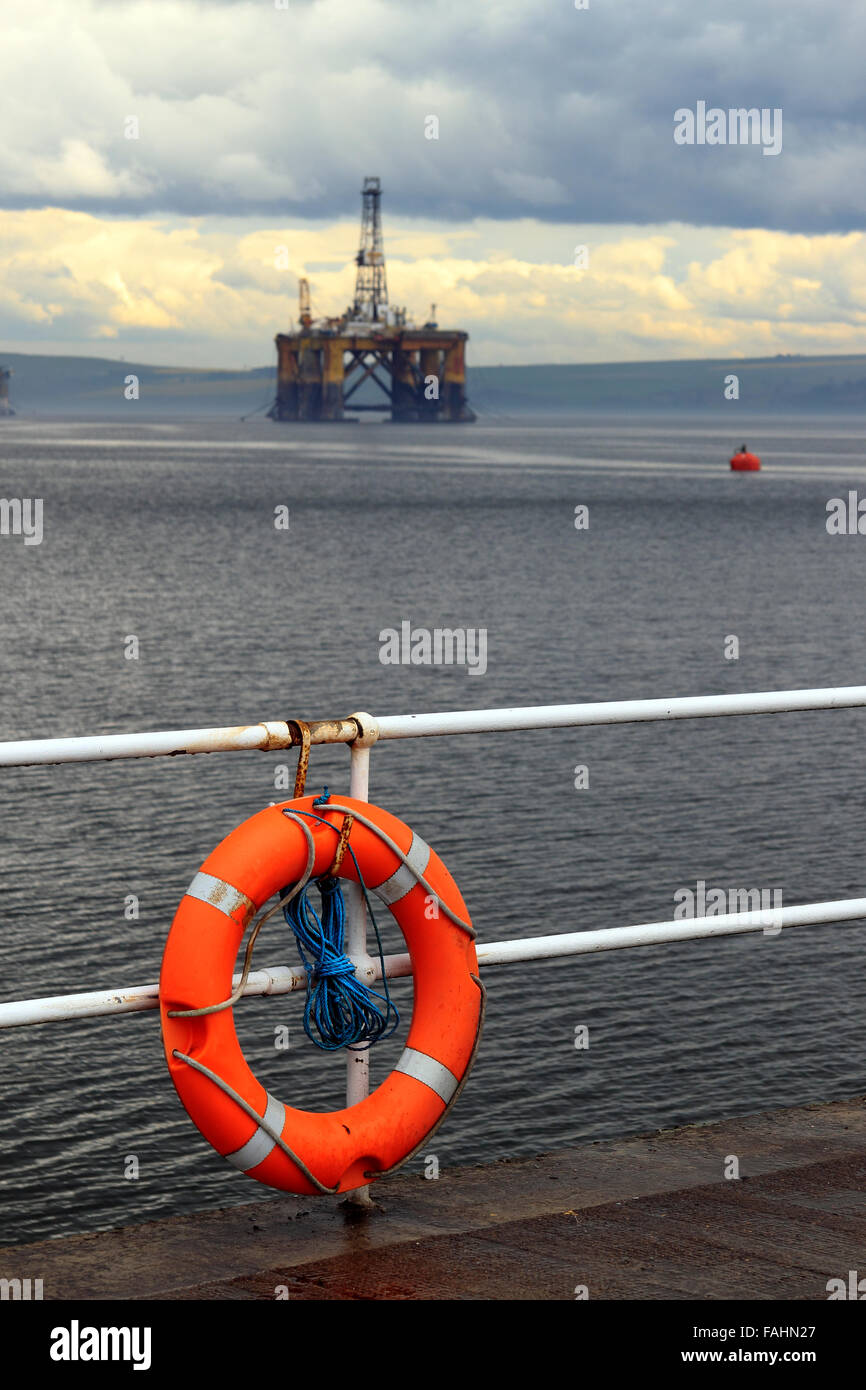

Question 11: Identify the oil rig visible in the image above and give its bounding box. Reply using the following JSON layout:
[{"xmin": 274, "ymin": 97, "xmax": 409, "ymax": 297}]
[
  {"xmin": 0, "ymin": 365, "xmax": 13, "ymax": 416},
  {"xmin": 268, "ymin": 178, "xmax": 475, "ymax": 423}
]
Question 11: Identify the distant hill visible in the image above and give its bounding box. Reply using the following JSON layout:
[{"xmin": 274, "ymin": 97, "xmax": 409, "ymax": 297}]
[
  {"xmin": 3, "ymin": 349, "xmax": 866, "ymax": 417},
  {"xmin": 469, "ymin": 354, "xmax": 866, "ymax": 415},
  {"xmin": 0, "ymin": 353, "xmax": 275, "ymax": 418}
]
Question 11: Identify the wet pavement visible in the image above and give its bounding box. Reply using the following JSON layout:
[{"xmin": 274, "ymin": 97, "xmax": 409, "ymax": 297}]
[{"xmin": 2, "ymin": 1095, "xmax": 864, "ymax": 1300}]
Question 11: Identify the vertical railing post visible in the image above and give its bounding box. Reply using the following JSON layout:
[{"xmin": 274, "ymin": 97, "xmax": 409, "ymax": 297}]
[{"xmin": 343, "ymin": 714, "xmax": 378, "ymax": 1207}]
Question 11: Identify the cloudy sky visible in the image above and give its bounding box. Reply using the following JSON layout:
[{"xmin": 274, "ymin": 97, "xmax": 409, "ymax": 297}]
[{"xmin": 1, "ymin": 0, "xmax": 865, "ymax": 367}]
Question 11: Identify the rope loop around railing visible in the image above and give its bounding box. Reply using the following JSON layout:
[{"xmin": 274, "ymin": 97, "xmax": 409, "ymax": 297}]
[{"xmin": 291, "ymin": 721, "xmax": 312, "ymax": 798}]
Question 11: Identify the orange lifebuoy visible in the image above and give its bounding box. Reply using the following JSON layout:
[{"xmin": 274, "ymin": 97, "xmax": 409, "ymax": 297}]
[{"xmin": 159, "ymin": 795, "xmax": 484, "ymax": 1195}]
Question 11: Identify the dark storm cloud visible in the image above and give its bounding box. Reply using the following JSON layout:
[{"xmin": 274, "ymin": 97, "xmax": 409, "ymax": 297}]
[{"xmin": 1, "ymin": 0, "xmax": 865, "ymax": 230}]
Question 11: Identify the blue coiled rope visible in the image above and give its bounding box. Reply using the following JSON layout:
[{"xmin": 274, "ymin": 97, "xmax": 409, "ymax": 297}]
[{"xmin": 280, "ymin": 794, "xmax": 400, "ymax": 1051}]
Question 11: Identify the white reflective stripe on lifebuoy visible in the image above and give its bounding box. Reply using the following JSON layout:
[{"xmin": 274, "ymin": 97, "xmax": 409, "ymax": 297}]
[
  {"xmin": 373, "ymin": 832, "xmax": 430, "ymax": 906},
  {"xmin": 186, "ymin": 870, "xmax": 255, "ymax": 926},
  {"xmin": 394, "ymin": 1046, "xmax": 459, "ymax": 1104},
  {"xmin": 224, "ymin": 1092, "xmax": 286, "ymax": 1172}
]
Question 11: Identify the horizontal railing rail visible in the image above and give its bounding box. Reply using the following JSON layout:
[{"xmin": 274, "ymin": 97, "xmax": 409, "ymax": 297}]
[
  {"xmin": 1, "ymin": 895, "xmax": 865, "ymax": 1030},
  {"xmin": 2, "ymin": 685, "xmax": 866, "ymax": 766}
]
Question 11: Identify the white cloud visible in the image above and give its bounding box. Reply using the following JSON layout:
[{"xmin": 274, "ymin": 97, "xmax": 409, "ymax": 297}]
[{"xmin": 5, "ymin": 209, "xmax": 866, "ymax": 367}]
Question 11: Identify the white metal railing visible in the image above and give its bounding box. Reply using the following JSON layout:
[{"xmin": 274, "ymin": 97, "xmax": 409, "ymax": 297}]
[
  {"xmin": 4, "ymin": 686, "xmax": 865, "ymax": 1206},
  {"xmin": 2, "ymin": 896, "xmax": 865, "ymax": 1032},
  {"xmin": 3, "ymin": 685, "xmax": 866, "ymax": 766},
  {"xmin": 3, "ymin": 686, "xmax": 866, "ymax": 1034},
  {"xmin": 2, "ymin": 691, "xmax": 866, "ymax": 1125}
]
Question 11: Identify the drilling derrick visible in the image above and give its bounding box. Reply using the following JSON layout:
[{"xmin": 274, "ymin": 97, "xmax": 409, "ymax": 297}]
[
  {"xmin": 298, "ymin": 277, "xmax": 312, "ymax": 328},
  {"xmin": 352, "ymin": 177, "xmax": 388, "ymax": 323},
  {"xmin": 269, "ymin": 178, "xmax": 475, "ymax": 424}
]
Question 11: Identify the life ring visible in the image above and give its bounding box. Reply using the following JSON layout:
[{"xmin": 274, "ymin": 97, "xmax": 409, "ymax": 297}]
[{"xmin": 159, "ymin": 794, "xmax": 485, "ymax": 1195}]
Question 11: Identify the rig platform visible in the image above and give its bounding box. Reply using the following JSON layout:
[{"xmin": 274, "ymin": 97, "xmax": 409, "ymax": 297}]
[
  {"xmin": 269, "ymin": 179, "xmax": 475, "ymax": 424},
  {"xmin": 270, "ymin": 323, "xmax": 474, "ymax": 424},
  {"xmin": 0, "ymin": 366, "xmax": 13, "ymax": 417}
]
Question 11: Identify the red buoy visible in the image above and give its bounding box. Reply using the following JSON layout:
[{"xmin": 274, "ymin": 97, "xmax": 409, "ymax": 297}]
[{"xmin": 730, "ymin": 445, "xmax": 761, "ymax": 471}]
